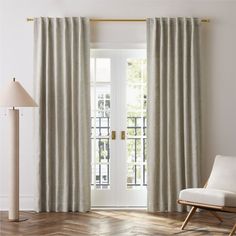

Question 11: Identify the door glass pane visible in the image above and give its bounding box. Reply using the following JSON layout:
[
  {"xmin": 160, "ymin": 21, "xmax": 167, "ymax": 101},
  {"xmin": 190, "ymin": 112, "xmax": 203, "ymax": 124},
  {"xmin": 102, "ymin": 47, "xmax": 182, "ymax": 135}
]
[
  {"xmin": 96, "ymin": 58, "xmax": 111, "ymax": 82},
  {"xmin": 96, "ymin": 138, "xmax": 110, "ymax": 163},
  {"xmin": 96, "ymin": 86, "xmax": 110, "ymax": 118},
  {"xmin": 96, "ymin": 164, "xmax": 110, "ymax": 189},
  {"xmin": 91, "ymin": 57, "xmax": 111, "ymax": 189},
  {"xmin": 126, "ymin": 58, "xmax": 147, "ymax": 189},
  {"xmin": 127, "ymin": 164, "xmax": 141, "ymax": 188}
]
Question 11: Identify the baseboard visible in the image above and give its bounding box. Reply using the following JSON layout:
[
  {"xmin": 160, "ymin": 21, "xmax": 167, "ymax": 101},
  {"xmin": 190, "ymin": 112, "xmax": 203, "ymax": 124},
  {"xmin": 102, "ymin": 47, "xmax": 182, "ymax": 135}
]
[
  {"xmin": 0, "ymin": 195, "xmax": 35, "ymax": 211},
  {"xmin": 0, "ymin": 196, "xmax": 147, "ymax": 211}
]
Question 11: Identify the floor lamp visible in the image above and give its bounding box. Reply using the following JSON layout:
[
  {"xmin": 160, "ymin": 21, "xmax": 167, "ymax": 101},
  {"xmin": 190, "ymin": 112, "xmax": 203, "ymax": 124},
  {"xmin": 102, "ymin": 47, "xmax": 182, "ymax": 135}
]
[{"xmin": 0, "ymin": 78, "xmax": 37, "ymax": 222}]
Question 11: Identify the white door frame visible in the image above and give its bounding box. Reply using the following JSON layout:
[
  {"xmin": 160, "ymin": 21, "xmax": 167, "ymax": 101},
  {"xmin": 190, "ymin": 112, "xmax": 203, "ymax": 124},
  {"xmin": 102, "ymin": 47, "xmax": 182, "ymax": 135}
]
[{"xmin": 91, "ymin": 49, "xmax": 147, "ymax": 208}]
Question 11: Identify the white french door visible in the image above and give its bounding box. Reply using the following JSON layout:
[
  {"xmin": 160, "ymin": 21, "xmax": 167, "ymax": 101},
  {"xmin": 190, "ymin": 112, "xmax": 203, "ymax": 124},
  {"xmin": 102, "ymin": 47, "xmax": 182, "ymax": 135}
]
[{"xmin": 90, "ymin": 49, "xmax": 147, "ymax": 207}]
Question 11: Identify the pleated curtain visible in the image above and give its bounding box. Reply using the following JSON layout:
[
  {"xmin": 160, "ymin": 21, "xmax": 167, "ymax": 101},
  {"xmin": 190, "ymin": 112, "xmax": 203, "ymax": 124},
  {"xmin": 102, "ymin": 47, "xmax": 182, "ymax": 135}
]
[
  {"xmin": 34, "ymin": 17, "xmax": 91, "ymax": 212},
  {"xmin": 147, "ymin": 18, "xmax": 201, "ymax": 212}
]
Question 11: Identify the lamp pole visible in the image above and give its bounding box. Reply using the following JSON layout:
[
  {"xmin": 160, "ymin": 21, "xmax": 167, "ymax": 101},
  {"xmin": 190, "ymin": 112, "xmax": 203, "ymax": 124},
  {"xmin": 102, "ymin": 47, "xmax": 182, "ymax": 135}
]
[{"xmin": 8, "ymin": 106, "xmax": 20, "ymax": 221}]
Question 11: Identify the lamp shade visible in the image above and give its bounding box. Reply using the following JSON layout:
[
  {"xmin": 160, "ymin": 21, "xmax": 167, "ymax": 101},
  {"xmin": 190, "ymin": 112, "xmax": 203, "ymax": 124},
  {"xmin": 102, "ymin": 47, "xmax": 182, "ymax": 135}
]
[{"xmin": 0, "ymin": 79, "xmax": 38, "ymax": 107}]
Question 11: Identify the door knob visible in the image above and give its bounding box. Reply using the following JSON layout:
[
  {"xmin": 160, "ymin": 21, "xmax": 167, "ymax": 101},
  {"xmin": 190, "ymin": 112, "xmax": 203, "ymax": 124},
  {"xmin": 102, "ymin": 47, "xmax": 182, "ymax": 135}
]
[
  {"xmin": 111, "ymin": 131, "xmax": 116, "ymax": 140},
  {"xmin": 121, "ymin": 131, "xmax": 126, "ymax": 140}
]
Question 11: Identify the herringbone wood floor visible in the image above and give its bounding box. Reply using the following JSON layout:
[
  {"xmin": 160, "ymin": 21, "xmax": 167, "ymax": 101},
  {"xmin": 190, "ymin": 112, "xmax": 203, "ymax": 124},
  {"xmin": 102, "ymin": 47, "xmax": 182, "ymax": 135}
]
[{"xmin": 0, "ymin": 210, "xmax": 235, "ymax": 236}]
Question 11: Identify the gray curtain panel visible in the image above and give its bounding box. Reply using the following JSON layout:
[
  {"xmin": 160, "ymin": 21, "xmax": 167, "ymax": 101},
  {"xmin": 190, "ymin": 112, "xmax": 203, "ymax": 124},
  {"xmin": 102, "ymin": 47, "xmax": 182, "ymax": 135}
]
[
  {"xmin": 147, "ymin": 18, "xmax": 201, "ymax": 212},
  {"xmin": 34, "ymin": 17, "xmax": 91, "ymax": 212}
]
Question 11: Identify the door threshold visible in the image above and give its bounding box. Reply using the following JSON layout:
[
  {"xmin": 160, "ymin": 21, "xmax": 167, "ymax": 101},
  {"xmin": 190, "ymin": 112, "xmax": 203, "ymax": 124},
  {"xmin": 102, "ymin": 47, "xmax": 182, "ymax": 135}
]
[{"xmin": 92, "ymin": 206, "xmax": 147, "ymax": 210}]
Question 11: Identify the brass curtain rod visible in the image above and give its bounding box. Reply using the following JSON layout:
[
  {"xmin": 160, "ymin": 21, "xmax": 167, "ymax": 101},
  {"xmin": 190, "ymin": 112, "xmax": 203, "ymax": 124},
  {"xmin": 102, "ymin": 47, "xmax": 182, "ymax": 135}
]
[{"xmin": 27, "ymin": 18, "xmax": 210, "ymax": 23}]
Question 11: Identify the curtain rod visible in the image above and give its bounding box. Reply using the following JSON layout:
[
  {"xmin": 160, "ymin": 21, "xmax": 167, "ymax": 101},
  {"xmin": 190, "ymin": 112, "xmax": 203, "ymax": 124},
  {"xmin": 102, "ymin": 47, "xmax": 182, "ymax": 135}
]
[{"xmin": 26, "ymin": 18, "xmax": 210, "ymax": 23}]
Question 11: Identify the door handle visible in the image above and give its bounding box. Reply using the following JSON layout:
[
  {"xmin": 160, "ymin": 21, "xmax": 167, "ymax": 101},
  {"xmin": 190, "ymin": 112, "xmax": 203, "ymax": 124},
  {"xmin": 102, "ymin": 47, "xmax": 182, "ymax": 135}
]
[
  {"xmin": 111, "ymin": 131, "xmax": 116, "ymax": 140},
  {"xmin": 121, "ymin": 131, "xmax": 126, "ymax": 140}
]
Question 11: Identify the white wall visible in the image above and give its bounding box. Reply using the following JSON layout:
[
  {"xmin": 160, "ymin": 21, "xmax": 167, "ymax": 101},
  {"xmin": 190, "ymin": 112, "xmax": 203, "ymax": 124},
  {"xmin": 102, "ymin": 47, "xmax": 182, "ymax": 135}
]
[{"xmin": 0, "ymin": 0, "xmax": 236, "ymax": 210}]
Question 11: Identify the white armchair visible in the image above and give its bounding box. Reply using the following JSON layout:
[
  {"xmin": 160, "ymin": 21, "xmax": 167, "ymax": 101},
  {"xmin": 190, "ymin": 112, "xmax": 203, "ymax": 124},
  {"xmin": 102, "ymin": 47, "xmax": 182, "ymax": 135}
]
[{"xmin": 178, "ymin": 155, "xmax": 236, "ymax": 236}]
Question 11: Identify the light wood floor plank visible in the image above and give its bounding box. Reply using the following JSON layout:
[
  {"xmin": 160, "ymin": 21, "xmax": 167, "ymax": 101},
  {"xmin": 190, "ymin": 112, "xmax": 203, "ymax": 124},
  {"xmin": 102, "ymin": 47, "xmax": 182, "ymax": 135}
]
[{"xmin": 0, "ymin": 210, "xmax": 235, "ymax": 235}]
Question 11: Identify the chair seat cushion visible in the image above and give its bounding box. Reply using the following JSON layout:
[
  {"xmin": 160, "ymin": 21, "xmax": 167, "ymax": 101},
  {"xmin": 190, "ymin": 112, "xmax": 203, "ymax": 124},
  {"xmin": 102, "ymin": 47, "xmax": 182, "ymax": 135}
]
[{"xmin": 179, "ymin": 188, "xmax": 236, "ymax": 207}]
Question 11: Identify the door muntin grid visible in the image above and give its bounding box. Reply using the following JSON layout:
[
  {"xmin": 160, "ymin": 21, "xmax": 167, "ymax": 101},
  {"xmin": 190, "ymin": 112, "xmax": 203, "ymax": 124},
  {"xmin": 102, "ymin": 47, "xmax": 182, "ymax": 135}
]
[
  {"xmin": 126, "ymin": 58, "xmax": 147, "ymax": 189},
  {"xmin": 91, "ymin": 57, "xmax": 111, "ymax": 189},
  {"xmin": 90, "ymin": 52, "xmax": 147, "ymax": 192}
]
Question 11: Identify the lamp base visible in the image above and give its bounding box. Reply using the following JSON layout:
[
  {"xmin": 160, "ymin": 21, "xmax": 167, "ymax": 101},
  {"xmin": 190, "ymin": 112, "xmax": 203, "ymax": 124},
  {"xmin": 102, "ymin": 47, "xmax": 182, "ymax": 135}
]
[{"xmin": 9, "ymin": 218, "xmax": 28, "ymax": 222}]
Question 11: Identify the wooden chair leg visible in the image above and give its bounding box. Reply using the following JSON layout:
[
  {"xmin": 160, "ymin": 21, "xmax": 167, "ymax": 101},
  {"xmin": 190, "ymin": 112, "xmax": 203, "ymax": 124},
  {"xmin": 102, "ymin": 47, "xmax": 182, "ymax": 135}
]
[
  {"xmin": 181, "ymin": 206, "xmax": 197, "ymax": 230},
  {"xmin": 229, "ymin": 224, "xmax": 236, "ymax": 236},
  {"xmin": 208, "ymin": 211, "xmax": 223, "ymax": 222}
]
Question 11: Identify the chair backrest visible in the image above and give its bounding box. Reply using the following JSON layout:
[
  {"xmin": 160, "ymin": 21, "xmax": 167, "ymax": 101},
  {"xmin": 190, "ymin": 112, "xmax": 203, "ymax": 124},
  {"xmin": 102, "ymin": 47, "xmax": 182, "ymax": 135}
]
[{"xmin": 207, "ymin": 155, "xmax": 236, "ymax": 193}]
